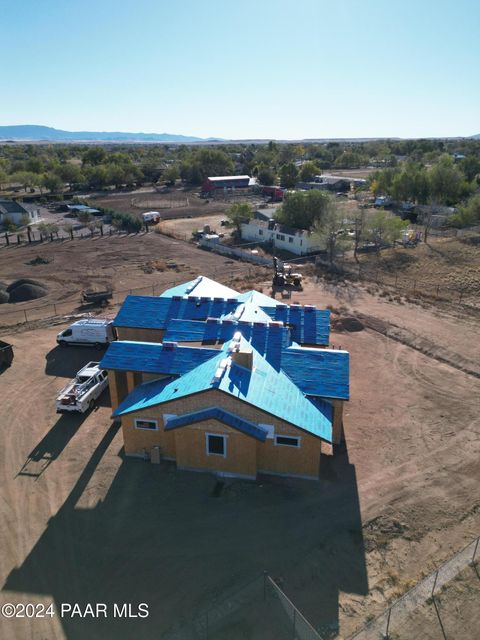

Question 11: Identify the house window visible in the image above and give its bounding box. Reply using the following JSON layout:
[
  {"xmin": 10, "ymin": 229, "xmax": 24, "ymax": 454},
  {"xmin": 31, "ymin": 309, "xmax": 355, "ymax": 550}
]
[
  {"xmin": 259, "ymin": 229, "xmax": 263, "ymax": 235},
  {"xmin": 288, "ymin": 237, "xmax": 293, "ymax": 243},
  {"xmin": 279, "ymin": 234, "xmax": 285, "ymax": 241},
  {"xmin": 275, "ymin": 435, "xmax": 300, "ymax": 447},
  {"xmin": 135, "ymin": 419, "xmax": 158, "ymax": 430},
  {"xmin": 300, "ymin": 240, "xmax": 303, "ymax": 246},
  {"xmin": 206, "ymin": 433, "xmax": 227, "ymax": 457}
]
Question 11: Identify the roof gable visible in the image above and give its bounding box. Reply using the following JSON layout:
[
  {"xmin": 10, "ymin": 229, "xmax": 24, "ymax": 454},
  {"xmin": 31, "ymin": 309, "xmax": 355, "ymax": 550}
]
[{"xmin": 164, "ymin": 407, "xmax": 268, "ymax": 441}]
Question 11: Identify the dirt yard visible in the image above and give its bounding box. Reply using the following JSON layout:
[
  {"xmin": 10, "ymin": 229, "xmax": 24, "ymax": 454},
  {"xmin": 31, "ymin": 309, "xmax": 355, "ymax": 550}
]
[
  {"xmin": 350, "ymin": 235, "xmax": 480, "ymax": 306},
  {"xmin": 89, "ymin": 188, "xmax": 265, "ymax": 222},
  {"xmin": 0, "ymin": 253, "xmax": 479, "ymax": 639},
  {"xmin": 0, "ymin": 233, "xmax": 266, "ymax": 328}
]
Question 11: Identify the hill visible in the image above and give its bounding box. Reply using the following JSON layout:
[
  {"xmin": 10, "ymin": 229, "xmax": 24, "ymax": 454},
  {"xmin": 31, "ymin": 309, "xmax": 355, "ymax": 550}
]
[{"xmin": 0, "ymin": 125, "xmax": 217, "ymax": 143}]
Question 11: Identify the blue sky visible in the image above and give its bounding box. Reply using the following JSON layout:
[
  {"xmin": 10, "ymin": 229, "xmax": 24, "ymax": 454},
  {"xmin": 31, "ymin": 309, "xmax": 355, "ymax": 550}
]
[{"xmin": 1, "ymin": 0, "xmax": 479, "ymax": 139}]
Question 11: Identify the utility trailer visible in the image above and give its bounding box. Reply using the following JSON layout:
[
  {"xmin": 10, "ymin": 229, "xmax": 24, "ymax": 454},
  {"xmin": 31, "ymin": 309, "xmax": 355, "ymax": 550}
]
[
  {"xmin": 56, "ymin": 362, "xmax": 108, "ymax": 413},
  {"xmin": 81, "ymin": 289, "xmax": 113, "ymax": 306}
]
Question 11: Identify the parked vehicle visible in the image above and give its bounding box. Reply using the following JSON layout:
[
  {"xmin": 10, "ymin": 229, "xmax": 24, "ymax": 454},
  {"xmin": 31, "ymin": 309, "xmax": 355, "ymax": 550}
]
[
  {"xmin": 57, "ymin": 318, "xmax": 115, "ymax": 349},
  {"xmin": 56, "ymin": 362, "xmax": 108, "ymax": 413},
  {"xmin": 0, "ymin": 340, "xmax": 14, "ymax": 368},
  {"xmin": 142, "ymin": 211, "xmax": 161, "ymax": 224},
  {"xmin": 81, "ymin": 289, "xmax": 113, "ymax": 306}
]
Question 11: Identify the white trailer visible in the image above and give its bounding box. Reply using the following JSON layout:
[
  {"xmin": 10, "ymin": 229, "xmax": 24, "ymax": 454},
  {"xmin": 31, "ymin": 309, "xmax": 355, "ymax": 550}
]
[
  {"xmin": 57, "ymin": 318, "xmax": 115, "ymax": 349},
  {"xmin": 56, "ymin": 362, "xmax": 109, "ymax": 413},
  {"xmin": 142, "ymin": 211, "xmax": 161, "ymax": 223}
]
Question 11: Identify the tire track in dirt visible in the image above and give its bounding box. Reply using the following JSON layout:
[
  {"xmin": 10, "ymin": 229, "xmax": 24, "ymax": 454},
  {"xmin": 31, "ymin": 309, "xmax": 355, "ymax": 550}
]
[{"xmin": 356, "ymin": 313, "xmax": 480, "ymax": 379}]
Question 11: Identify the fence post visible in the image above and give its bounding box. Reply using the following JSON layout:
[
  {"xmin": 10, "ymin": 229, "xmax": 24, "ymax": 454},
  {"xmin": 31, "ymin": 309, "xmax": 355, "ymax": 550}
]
[
  {"xmin": 293, "ymin": 608, "xmax": 296, "ymax": 639},
  {"xmin": 23, "ymin": 309, "xmax": 28, "ymax": 323},
  {"xmin": 5, "ymin": 232, "xmax": 9, "ymax": 246},
  {"xmin": 472, "ymin": 537, "xmax": 479, "ymax": 564},
  {"xmin": 385, "ymin": 606, "xmax": 392, "ymax": 638},
  {"xmin": 263, "ymin": 572, "xmax": 267, "ymax": 601},
  {"xmin": 205, "ymin": 610, "xmax": 208, "ymax": 640},
  {"xmin": 53, "ymin": 304, "xmax": 57, "ymax": 315},
  {"xmin": 431, "ymin": 570, "xmax": 439, "ymax": 597}
]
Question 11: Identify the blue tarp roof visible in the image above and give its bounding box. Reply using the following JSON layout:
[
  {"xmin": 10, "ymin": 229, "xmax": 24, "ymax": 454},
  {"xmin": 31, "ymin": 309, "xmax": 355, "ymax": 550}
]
[
  {"xmin": 262, "ymin": 305, "xmax": 330, "ymax": 345},
  {"xmin": 163, "ymin": 319, "xmax": 289, "ymax": 370},
  {"xmin": 237, "ymin": 290, "xmax": 279, "ymax": 308},
  {"xmin": 281, "ymin": 346, "xmax": 349, "ymax": 400},
  {"xmin": 113, "ymin": 337, "xmax": 333, "ymax": 442},
  {"xmin": 113, "ymin": 295, "xmax": 239, "ymax": 329},
  {"xmin": 100, "ymin": 341, "xmax": 219, "ymax": 374},
  {"xmin": 164, "ymin": 407, "xmax": 268, "ymax": 441}
]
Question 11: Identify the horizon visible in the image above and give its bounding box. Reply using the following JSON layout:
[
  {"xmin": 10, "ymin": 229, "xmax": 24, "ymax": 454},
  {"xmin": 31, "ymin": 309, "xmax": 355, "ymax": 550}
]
[{"xmin": 1, "ymin": 0, "xmax": 479, "ymax": 139}]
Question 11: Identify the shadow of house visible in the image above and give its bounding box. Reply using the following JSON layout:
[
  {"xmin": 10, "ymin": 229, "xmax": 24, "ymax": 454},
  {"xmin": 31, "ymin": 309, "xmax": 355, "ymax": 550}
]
[
  {"xmin": 5, "ymin": 429, "xmax": 367, "ymax": 640},
  {"xmin": 45, "ymin": 346, "xmax": 104, "ymax": 379}
]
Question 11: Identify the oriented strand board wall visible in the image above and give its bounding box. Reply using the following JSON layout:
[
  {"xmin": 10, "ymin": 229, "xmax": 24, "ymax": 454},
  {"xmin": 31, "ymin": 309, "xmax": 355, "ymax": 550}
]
[
  {"xmin": 120, "ymin": 389, "xmax": 323, "ymax": 478},
  {"xmin": 174, "ymin": 420, "xmax": 257, "ymax": 477},
  {"xmin": 122, "ymin": 413, "xmax": 176, "ymax": 457},
  {"xmin": 332, "ymin": 400, "xmax": 344, "ymax": 444},
  {"xmin": 115, "ymin": 327, "xmax": 164, "ymax": 343}
]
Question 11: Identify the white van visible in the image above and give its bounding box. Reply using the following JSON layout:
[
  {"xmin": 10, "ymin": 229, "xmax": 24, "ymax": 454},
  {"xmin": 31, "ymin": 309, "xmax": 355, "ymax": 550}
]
[
  {"xmin": 56, "ymin": 318, "xmax": 115, "ymax": 349},
  {"xmin": 142, "ymin": 211, "xmax": 161, "ymax": 224}
]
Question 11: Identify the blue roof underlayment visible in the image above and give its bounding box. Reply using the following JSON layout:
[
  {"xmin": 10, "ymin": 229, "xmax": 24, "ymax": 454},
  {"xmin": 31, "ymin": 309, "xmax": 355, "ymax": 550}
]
[
  {"xmin": 262, "ymin": 305, "xmax": 330, "ymax": 346},
  {"xmin": 100, "ymin": 341, "xmax": 219, "ymax": 374},
  {"xmin": 113, "ymin": 337, "xmax": 333, "ymax": 442},
  {"xmin": 164, "ymin": 407, "xmax": 268, "ymax": 441},
  {"xmin": 163, "ymin": 319, "xmax": 289, "ymax": 369},
  {"xmin": 113, "ymin": 295, "xmax": 239, "ymax": 329},
  {"xmin": 281, "ymin": 346, "xmax": 349, "ymax": 400}
]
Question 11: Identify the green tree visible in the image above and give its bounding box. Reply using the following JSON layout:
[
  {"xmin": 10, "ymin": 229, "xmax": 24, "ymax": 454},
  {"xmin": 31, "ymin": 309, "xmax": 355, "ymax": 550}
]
[
  {"xmin": 299, "ymin": 161, "xmax": 319, "ymax": 182},
  {"xmin": 276, "ymin": 190, "xmax": 331, "ymax": 230},
  {"xmin": 428, "ymin": 155, "xmax": 464, "ymax": 205},
  {"xmin": 449, "ymin": 194, "xmax": 480, "ymax": 227},
  {"xmin": 82, "ymin": 147, "xmax": 106, "ymax": 166},
  {"xmin": 42, "ymin": 172, "xmax": 64, "ymax": 194},
  {"xmin": 279, "ymin": 163, "xmax": 298, "ymax": 188},
  {"xmin": 312, "ymin": 203, "xmax": 349, "ymax": 266},
  {"xmin": 225, "ymin": 202, "xmax": 253, "ymax": 234},
  {"xmin": 163, "ymin": 164, "xmax": 180, "ymax": 185},
  {"xmin": 366, "ymin": 211, "xmax": 407, "ymax": 249},
  {"xmin": 256, "ymin": 164, "xmax": 276, "ymax": 186}
]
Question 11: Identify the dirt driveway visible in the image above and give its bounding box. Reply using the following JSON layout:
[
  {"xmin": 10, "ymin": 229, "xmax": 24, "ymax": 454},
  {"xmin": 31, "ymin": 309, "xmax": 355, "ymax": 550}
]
[{"xmin": 0, "ymin": 275, "xmax": 479, "ymax": 639}]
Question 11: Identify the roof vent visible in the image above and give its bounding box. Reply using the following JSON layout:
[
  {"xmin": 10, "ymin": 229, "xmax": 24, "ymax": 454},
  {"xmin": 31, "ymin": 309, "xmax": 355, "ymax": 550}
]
[
  {"xmin": 213, "ymin": 297, "xmax": 224, "ymax": 303},
  {"xmin": 162, "ymin": 341, "xmax": 178, "ymax": 351},
  {"xmin": 172, "ymin": 295, "xmax": 182, "ymax": 301}
]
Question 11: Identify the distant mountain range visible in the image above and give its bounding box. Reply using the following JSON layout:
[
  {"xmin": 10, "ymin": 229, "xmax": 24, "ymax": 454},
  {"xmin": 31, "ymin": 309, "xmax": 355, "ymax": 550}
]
[
  {"xmin": 0, "ymin": 124, "xmax": 478, "ymax": 143},
  {"xmin": 0, "ymin": 125, "xmax": 220, "ymax": 143}
]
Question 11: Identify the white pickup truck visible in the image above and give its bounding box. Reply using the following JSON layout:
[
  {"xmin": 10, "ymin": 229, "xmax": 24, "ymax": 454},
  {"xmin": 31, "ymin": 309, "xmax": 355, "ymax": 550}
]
[{"xmin": 56, "ymin": 362, "xmax": 109, "ymax": 414}]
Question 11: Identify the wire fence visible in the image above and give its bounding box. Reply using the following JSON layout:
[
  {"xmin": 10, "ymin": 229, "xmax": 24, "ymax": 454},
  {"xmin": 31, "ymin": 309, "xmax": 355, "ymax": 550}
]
[
  {"xmin": 162, "ymin": 573, "xmax": 324, "ymax": 640},
  {"xmin": 319, "ymin": 260, "xmax": 479, "ymax": 308},
  {"xmin": 0, "ymin": 265, "xmax": 263, "ymax": 329},
  {"xmin": 266, "ymin": 575, "xmax": 324, "ymax": 640},
  {"xmin": 349, "ymin": 535, "xmax": 480, "ymax": 640}
]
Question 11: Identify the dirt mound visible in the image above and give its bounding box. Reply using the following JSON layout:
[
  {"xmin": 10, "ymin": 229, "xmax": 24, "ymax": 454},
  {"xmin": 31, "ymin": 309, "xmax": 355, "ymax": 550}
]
[
  {"xmin": 334, "ymin": 316, "xmax": 364, "ymax": 332},
  {"xmin": 6, "ymin": 278, "xmax": 46, "ymax": 293},
  {"xmin": 0, "ymin": 290, "xmax": 9, "ymax": 304},
  {"xmin": 0, "ymin": 281, "xmax": 8, "ymax": 290},
  {"xmin": 8, "ymin": 283, "xmax": 48, "ymax": 303}
]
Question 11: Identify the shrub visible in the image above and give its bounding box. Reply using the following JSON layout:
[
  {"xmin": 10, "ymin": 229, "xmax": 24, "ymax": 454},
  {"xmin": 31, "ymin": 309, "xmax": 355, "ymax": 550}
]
[{"xmin": 111, "ymin": 211, "xmax": 142, "ymax": 233}]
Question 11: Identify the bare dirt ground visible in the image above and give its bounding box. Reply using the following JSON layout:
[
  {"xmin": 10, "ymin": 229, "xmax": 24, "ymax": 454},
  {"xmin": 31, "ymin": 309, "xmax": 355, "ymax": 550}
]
[
  {"xmin": 350, "ymin": 235, "xmax": 480, "ymax": 306},
  {"xmin": 89, "ymin": 188, "xmax": 265, "ymax": 222},
  {"xmin": 159, "ymin": 214, "xmax": 231, "ymax": 240},
  {"xmin": 0, "ymin": 246, "xmax": 479, "ymax": 640},
  {"xmin": 0, "ymin": 234, "xmax": 265, "ymax": 327}
]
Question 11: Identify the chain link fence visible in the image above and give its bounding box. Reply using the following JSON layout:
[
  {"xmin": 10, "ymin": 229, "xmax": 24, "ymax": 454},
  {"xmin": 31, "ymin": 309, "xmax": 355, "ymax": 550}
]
[
  {"xmin": 349, "ymin": 536, "xmax": 480, "ymax": 640},
  {"xmin": 266, "ymin": 575, "xmax": 324, "ymax": 640}
]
